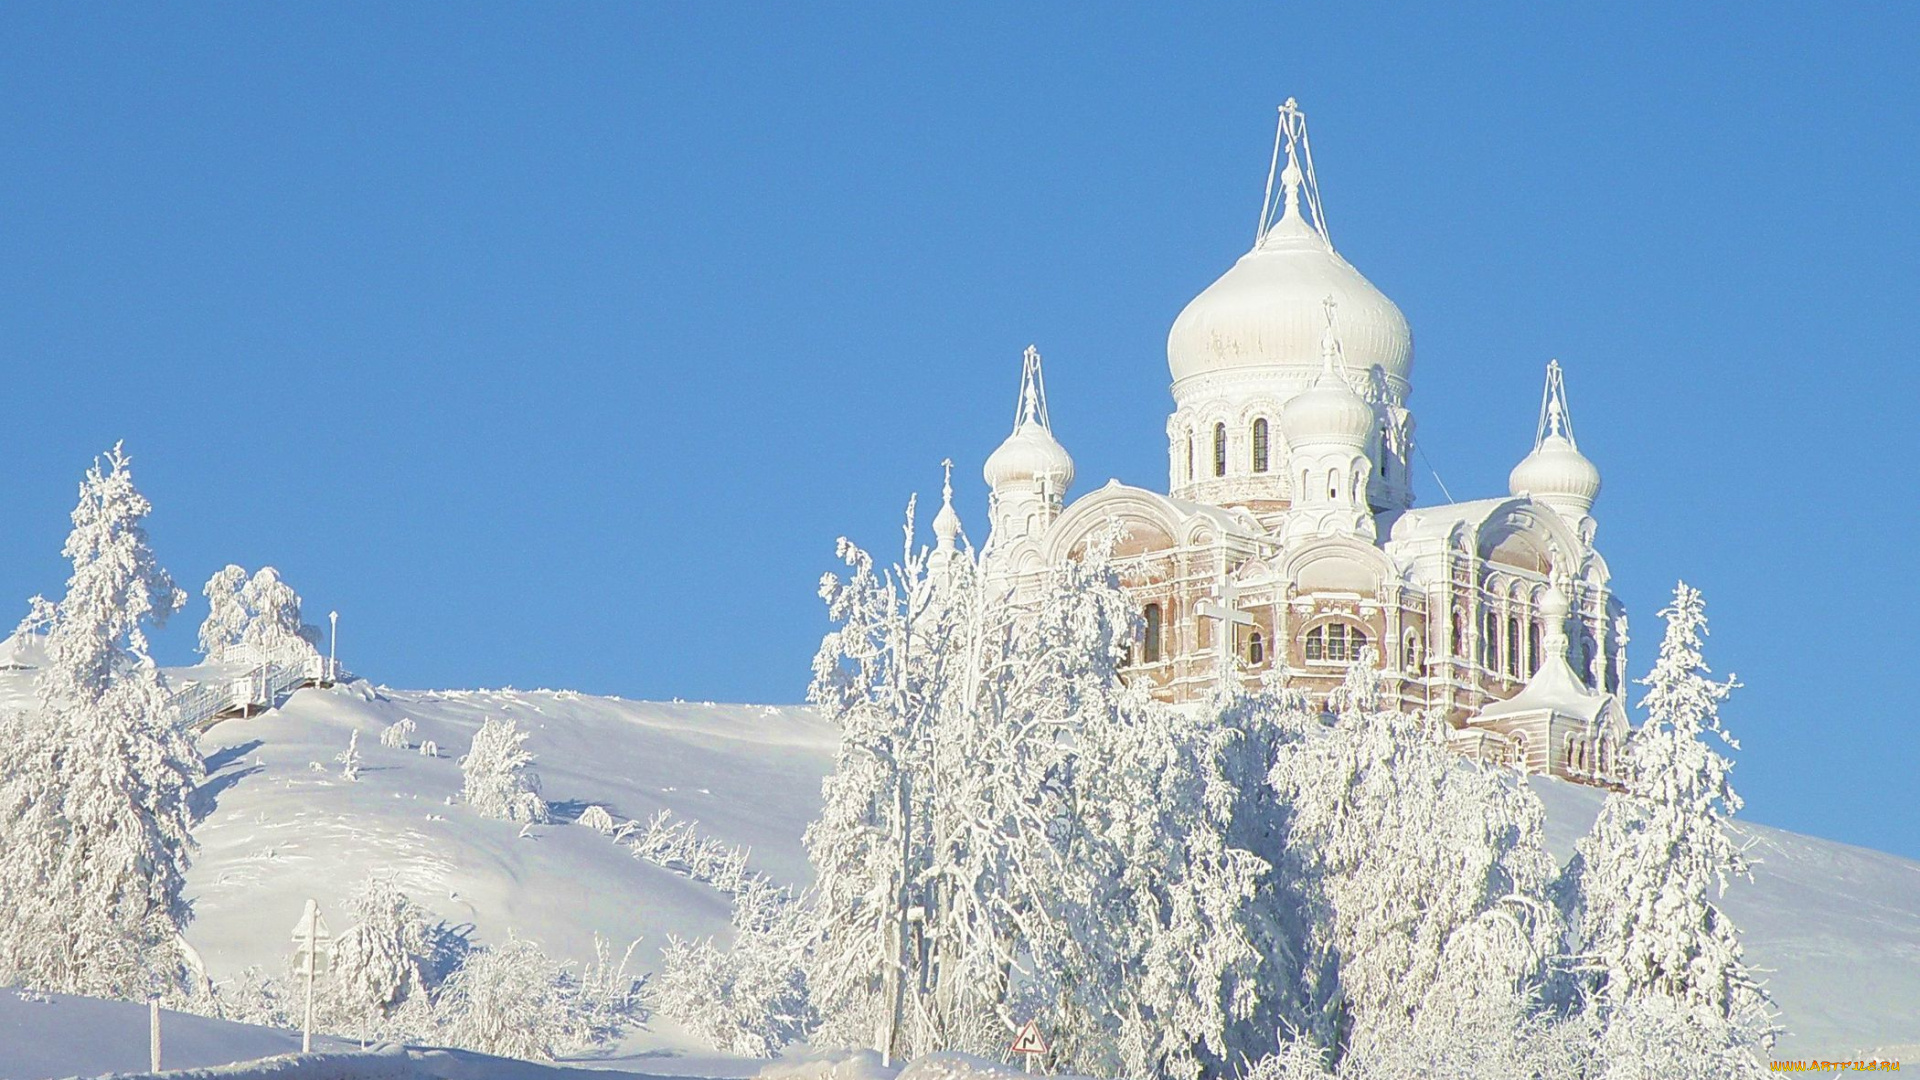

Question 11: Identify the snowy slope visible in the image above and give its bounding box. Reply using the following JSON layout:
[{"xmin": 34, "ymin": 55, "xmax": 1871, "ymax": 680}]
[
  {"xmin": 175, "ymin": 678, "xmax": 836, "ymax": 1065},
  {"xmin": 15, "ymin": 662, "xmax": 1905, "ymax": 1068}
]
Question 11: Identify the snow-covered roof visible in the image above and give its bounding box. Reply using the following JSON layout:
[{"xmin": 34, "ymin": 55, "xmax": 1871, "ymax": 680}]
[
  {"xmin": 1477, "ymin": 652, "xmax": 1614, "ymax": 726},
  {"xmin": 1386, "ymin": 497, "xmax": 1514, "ymax": 547}
]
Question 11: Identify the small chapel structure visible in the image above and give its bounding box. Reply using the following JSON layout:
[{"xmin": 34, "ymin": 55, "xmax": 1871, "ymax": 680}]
[{"xmin": 938, "ymin": 101, "xmax": 1630, "ymax": 785}]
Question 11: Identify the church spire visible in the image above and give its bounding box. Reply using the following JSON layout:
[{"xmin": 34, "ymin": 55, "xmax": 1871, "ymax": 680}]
[
  {"xmin": 1257, "ymin": 98, "xmax": 1332, "ymax": 249},
  {"xmin": 1535, "ymin": 359, "xmax": 1580, "ymax": 451}
]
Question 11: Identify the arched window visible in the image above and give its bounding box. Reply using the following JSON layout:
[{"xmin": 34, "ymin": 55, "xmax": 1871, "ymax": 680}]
[
  {"xmin": 1185, "ymin": 435, "xmax": 1194, "ymax": 483},
  {"xmin": 1528, "ymin": 621, "xmax": 1543, "ymax": 676},
  {"xmin": 1143, "ymin": 603, "xmax": 1163, "ymax": 664},
  {"xmin": 1505, "ymin": 616, "xmax": 1521, "ymax": 678},
  {"xmin": 1252, "ymin": 419, "xmax": 1270, "ymax": 473},
  {"xmin": 1213, "ymin": 423, "xmax": 1227, "ymax": 477},
  {"xmin": 1403, "ymin": 630, "xmax": 1422, "ymax": 673},
  {"xmin": 1247, "ymin": 630, "xmax": 1265, "ymax": 665},
  {"xmin": 1306, "ymin": 622, "xmax": 1368, "ymax": 664},
  {"xmin": 1451, "ymin": 611, "xmax": 1465, "ymax": 657},
  {"xmin": 1482, "ymin": 610, "xmax": 1499, "ymax": 668},
  {"xmin": 1328, "ymin": 469, "xmax": 1339, "ymax": 500}
]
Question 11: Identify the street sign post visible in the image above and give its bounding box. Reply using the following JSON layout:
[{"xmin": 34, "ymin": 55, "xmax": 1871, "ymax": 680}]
[
  {"xmin": 1010, "ymin": 1018, "xmax": 1049, "ymax": 1073},
  {"xmin": 291, "ymin": 899, "xmax": 332, "ymax": 1053}
]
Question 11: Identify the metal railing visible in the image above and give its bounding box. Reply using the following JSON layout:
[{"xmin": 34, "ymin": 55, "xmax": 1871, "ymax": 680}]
[{"xmin": 169, "ymin": 652, "xmax": 343, "ymax": 731}]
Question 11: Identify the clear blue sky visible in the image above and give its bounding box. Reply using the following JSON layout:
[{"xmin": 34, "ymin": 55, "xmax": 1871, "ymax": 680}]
[{"xmin": 3, "ymin": 5, "xmax": 1915, "ymax": 857}]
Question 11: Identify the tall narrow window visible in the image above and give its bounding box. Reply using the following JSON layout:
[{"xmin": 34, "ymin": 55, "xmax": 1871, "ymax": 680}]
[
  {"xmin": 1247, "ymin": 630, "xmax": 1265, "ymax": 665},
  {"xmin": 1213, "ymin": 423, "xmax": 1227, "ymax": 477},
  {"xmin": 1403, "ymin": 631, "xmax": 1421, "ymax": 672},
  {"xmin": 1528, "ymin": 621, "xmax": 1542, "ymax": 676},
  {"xmin": 1451, "ymin": 611, "xmax": 1465, "ymax": 657},
  {"xmin": 1185, "ymin": 435, "xmax": 1194, "ymax": 483},
  {"xmin": 1252, "ymin": 419, "xmax": 1270, "ymax": 473},
  {"xmin": 1506, "ymin": 616, "xmax": 1521, "ymax": 678},
  {"xmin": 1143, "ymin": 603, "xmax": 1163, "ymax": 664}
]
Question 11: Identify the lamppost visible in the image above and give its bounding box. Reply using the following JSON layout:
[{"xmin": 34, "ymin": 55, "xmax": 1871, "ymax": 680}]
[{"xmin": 328, "ymin": 611, "xmax": 338, "ymax": 683}]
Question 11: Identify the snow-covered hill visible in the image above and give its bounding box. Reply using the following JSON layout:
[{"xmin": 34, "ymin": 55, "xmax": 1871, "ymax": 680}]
[{"xmin": 88, "ymin": 676, "xmax": 1920, "ymax": 1066}]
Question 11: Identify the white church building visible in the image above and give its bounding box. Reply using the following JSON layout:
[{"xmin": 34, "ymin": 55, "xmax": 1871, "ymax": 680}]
[{"xmin": 941, "ymin": 102, "xmax": 1629, "ymax": 785}]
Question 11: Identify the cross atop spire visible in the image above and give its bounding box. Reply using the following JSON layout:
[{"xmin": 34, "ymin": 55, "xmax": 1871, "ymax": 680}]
[
  {"xmin": 1535, "ymin": 359, "xmax": 1580, "ymax": 450},
  {"xmin": 1258, "ymin": 98, "xmax": 1333, "ymax": 249},
  {"xmin": 1013, "ymin": 344, "xmax": 1053, "ymax": 433}
]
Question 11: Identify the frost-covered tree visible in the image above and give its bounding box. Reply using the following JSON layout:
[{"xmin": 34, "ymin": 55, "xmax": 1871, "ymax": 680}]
[
  {"xmin": 240, "ymin": 567, "xmax": 320, "ymax": 657},
  {"xmin": 433, "ymin": 933, "xmax": 610, "ymax": 1060},
  {"xmin": 380, "ymin": 716, "xmax": 417, "ymax": 750},
  {"xmin": 657, "ymin": 883, "xmax": 812, "ymax": 1056},
  {"xmin": 199, "ymin": 564, "xmax": 250, "ymax": 660},
  {"xmin": 1565, "ymin": 583, "xmax": 1769, "ymax": 1034},
  {"xmin": 1268, "ymin": 653, "xmax": 1560, "ymax": 1061},
  {"xmin": 460, "ymin": 716, "xmax": 549, "ymax": 823},
  {"xmin": 325, "ymin": 874, "xmax": 434, "ymax": 1035},
  {"xmin": 15, "ymin": 594, "xmax": 56, "ymax": 639},
  {"xmin": 1593, "ymin": 994, "xmax": 1770, "ymax": 1080},
  {"xmin": 0, "ymin": 443, "xmax": 196, "ymax": 998},
  {"xmin": 336, "ymin": 730, "xmax": 364, "ymax": 781},
  {"xmin": 803, "ymin": 506, "xmax": 1305, "ymax": 1078}
]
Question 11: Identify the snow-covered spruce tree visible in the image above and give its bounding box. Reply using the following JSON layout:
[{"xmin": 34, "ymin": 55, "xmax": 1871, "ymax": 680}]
[
  {"xmin": 198, "ymin": 564, "xmax": 250, "ymax": 660},
  {"xmin": 1268, "ymin": 652, "xmax": 1562, "ymax": 1063},
  {"xmin": 460, "ymin": 715, "xmax": 550, "ymax": 823},
  {"xmin": 1564, "ymin": 583, "xmax": 1769, "ymax": 1055},
  {"xmin": 0, "ymin": 443, "xmax": 195, "ymax": 998}
]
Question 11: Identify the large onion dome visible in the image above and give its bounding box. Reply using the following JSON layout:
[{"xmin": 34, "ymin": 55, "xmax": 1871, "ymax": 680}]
[{"xmin": 1166, "ymin": 152, "xmax": 1412, "ymax": 396}]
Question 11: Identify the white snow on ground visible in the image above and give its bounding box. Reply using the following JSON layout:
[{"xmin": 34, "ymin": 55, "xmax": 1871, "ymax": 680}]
[
  {"xmin": 0, "ymin": 989, "xmax": 358, "ymax": 1078},
  {"xmin": 1530, "ymin": 776, "xmax": 1920, "ymax": 1058}
]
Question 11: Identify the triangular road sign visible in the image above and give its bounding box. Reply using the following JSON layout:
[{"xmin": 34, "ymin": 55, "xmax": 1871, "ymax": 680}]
[{"xmin": 1010, "ymin": 1018, "xmax": 1049, "ymax": 1055}]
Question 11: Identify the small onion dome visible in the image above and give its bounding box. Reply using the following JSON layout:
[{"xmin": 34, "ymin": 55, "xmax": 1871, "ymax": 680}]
[
  {"xmin": 1509, "ymin": 432, "xmax": 1601, "ymax": 516},
  {"xmin": 1166, "ymin": 177, "xmax": 1411, "ymax": 392},
  {"xmin": 932, "ymin": 497, "xmax": 961, "ymax": 545},
  {"xmin": 932, "ymin": 472, "xmax": 962, "ymax": 547},
  {"xmin": 1282, "ymin": 318, "xmax": 1374, "ymax": 450},
  {"xmin": 983, "ymin": 419, "xmax": 1075, "ymax": 493}
]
